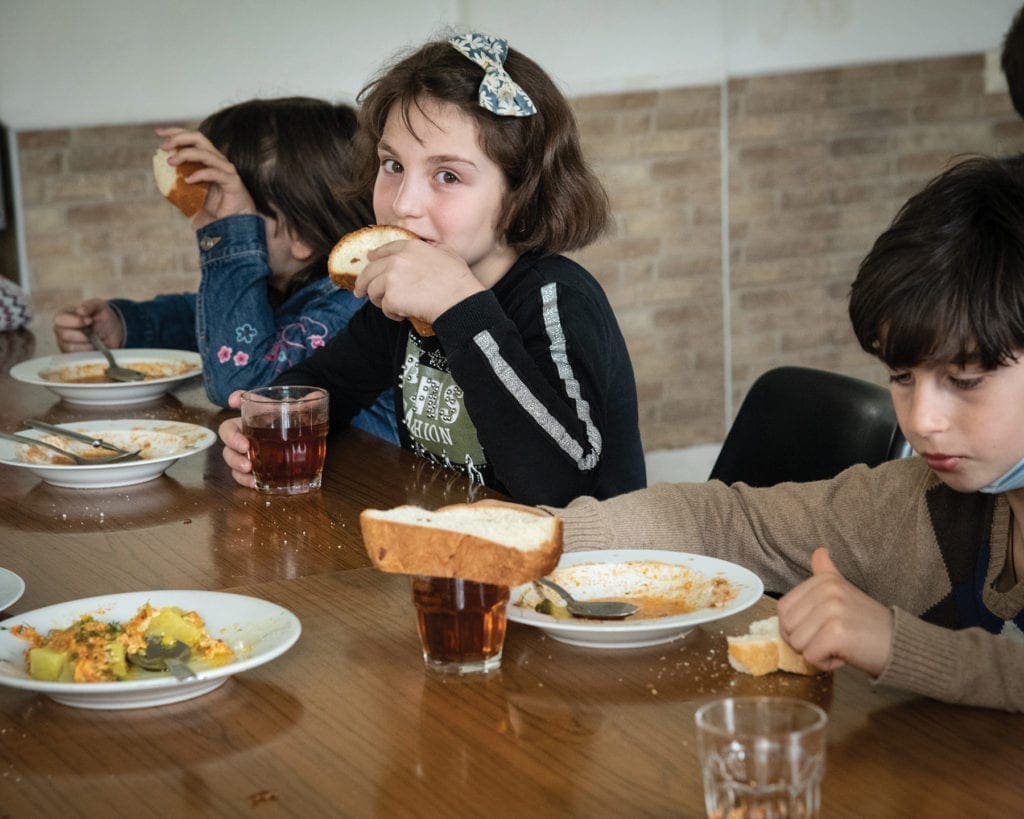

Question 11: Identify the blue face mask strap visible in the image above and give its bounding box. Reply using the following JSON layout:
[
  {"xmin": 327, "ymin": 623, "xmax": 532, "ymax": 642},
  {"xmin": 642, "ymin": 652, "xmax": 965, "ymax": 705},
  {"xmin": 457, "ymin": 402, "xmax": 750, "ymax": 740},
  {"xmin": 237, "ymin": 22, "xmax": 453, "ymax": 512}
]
[
  {"xmin": 449, "ymin": 32, "xmax": 538, "ymax": 118},
  {"xmin": 979, "ymin": 456, "xmax": 1024, "ymax": 494}
]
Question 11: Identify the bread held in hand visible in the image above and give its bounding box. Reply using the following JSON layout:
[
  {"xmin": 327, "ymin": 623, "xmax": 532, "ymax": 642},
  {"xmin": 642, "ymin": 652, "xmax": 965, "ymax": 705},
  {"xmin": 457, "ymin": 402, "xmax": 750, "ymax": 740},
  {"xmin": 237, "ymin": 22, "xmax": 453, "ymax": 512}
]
[
  {"xmin": 359, "ymin": 503, "xmax": 563, "ymax": 586},
  {"xmin": 327, "ymin": 225, "xmax": 433, "ymax": 336},
  {"xmin": 152, "ymin": 148, "xmax": 208, "ymax": 218},
  {"xmin": 727, "ymin": 616, "xmax": 820, "ymax": 676}
]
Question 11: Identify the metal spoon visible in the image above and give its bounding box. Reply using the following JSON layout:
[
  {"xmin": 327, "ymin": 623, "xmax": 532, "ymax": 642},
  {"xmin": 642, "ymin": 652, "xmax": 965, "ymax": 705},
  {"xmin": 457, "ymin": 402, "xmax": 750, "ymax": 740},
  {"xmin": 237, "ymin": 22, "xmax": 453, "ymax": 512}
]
[
  {"xmin": 127, "ymin": 637, "xmax": 197, "ymax": 681},
  {"xmin": 24, "ymin": 419, "xmax": 135, "ymax": 456},
  {"xmin": 0, "ymin": 430, "xmax": 141, "ymax": 465},
  {"xmin": 535, "ymin": 576, "xmax": 639, "ymax": 619},
  {"xmin": 84, "ymin": 328, "xmax": 146, "ymax": 382}
]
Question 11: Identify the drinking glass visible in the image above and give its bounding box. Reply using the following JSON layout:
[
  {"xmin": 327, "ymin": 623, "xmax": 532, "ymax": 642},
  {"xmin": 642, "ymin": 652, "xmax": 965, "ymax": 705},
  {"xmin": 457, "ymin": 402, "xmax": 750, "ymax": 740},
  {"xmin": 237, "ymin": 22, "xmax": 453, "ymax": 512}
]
[
  {"xmin": 411, "ymin": 576, "xmax": 509, "ymax": 674},
  {"xmin": 695, "ymin": 696, "xmax": 827, "ymax": 819},
  {"xmin": 240, "ymin": 386, "xmax": 329, "ymax": 494}
]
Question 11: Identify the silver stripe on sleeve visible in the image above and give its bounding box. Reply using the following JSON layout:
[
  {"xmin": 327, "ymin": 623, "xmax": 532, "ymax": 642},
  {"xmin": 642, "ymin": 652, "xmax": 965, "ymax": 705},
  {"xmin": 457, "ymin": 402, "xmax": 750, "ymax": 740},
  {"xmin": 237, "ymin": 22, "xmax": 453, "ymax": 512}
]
[{"xmin": 472, "ymin": 282, "xmax": 602, "ymax": 470}]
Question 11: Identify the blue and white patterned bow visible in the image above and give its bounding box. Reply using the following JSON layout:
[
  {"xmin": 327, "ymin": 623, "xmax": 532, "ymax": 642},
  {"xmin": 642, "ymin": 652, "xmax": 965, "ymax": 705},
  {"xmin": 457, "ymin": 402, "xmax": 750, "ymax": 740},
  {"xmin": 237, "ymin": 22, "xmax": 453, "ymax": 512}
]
[{"xmin": 449, "ymin": 32, "xmax": 538, "ymax": 118}]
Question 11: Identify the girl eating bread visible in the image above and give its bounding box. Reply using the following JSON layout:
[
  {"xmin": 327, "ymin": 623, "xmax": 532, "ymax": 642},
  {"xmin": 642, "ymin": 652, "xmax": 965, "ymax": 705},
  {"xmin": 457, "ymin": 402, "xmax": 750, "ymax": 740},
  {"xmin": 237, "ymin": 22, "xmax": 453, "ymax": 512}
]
[{"xmin": 218, "ymin": 31, "xmax": 646, "ymax": 506}]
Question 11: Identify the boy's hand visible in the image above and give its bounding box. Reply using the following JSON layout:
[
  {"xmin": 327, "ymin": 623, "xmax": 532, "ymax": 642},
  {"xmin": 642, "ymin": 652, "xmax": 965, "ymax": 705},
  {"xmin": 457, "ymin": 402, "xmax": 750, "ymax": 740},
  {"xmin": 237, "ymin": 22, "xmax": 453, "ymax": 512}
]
[
  {"xmin": 776, "ymin": 548, "xmax": 893, "ymax": 677},
  {"xmin": 218, "ymin": 390, "xmax": 256, "ymax": 488},
  {"xmin": 53, "ymin": 298, "xmax": 124, "ymax": 352}
]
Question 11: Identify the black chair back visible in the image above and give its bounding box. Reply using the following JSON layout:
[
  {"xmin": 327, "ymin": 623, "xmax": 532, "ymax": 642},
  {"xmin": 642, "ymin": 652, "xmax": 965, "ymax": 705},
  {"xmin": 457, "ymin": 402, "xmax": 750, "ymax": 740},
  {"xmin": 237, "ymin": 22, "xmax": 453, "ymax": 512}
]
[{"xmin": 709, "ymin": 366, "xmax": 912, "ymax": 487}]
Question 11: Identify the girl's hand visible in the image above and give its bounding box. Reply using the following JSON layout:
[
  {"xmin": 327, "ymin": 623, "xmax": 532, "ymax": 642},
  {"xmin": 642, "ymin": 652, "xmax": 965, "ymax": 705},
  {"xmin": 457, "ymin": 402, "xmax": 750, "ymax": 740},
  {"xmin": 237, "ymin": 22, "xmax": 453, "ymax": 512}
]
[
  {"xmin": 354, "ymin": 239, "xmax": 484, "ymax": 327},
  {"xmin": 776, "ymin": 548, "xmax": 894, "ymax": 676},
  {"xmin": 53, "ymin": 298, "xmax": 124, "ymax": 352},
  {"xmin": 155, "ymin": 127, "xmax": 257, "ymax": 230},
  {"xmin": 219, "ymin": 390, "xmax": 256, "ymax": 488}
]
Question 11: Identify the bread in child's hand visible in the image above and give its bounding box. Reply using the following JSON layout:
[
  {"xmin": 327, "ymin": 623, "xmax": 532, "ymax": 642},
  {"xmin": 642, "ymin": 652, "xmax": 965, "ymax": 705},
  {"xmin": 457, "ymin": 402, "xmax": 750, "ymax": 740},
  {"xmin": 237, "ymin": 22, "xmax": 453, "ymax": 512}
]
[
  {"xmin": 152, "ymin": 148, "xmax": 208, "ymax": 218},
  {"xmin": 359, "ymin": 503, "xmax": 563, "ymax": 586},
  {"xmin": 327, "ymin": 225, "xmax": 433, "ymax": 336},
  {"xmin": 727, "ymin": 616, "xmax": 820, "ymax": 676}
]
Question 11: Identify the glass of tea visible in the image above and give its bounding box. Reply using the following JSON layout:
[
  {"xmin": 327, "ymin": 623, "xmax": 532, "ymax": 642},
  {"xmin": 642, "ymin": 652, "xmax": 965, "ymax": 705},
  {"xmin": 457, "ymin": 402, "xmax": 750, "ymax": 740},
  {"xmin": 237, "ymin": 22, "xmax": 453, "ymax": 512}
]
[
  {"xmin": 411, "ymin": 576, "xmax": 510, "ymax": 674},
  {"xmin": 240, "ymin": 386, "xmax": 329, "ymax": 494}
]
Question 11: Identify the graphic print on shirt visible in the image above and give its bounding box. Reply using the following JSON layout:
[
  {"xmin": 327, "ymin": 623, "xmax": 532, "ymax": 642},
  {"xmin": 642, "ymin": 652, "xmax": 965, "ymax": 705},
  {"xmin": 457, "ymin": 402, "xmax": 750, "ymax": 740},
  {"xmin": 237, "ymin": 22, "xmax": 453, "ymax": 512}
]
[{"xmin": 401, "ymin": 334, "xmax": 486, "ymax": 483}]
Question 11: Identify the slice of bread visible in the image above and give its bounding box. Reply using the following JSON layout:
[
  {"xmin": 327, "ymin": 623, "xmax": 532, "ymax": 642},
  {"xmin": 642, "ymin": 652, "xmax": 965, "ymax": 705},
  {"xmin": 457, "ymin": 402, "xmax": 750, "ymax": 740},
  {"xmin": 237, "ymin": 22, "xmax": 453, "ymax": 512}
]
[
  {"xmin": 152, "ymin": 148, "xmax": 208, "ymax": 218},
  {"xmin": 727, "ymin": 615, "xmax": 819, "ymax": 676},
  {"xmin": 359, "ymin": 503, "xmax": 563, "ymax": 586},
  {"xmin": 327, "ymin": 225, "xmax": 433, "ymax": 336}
]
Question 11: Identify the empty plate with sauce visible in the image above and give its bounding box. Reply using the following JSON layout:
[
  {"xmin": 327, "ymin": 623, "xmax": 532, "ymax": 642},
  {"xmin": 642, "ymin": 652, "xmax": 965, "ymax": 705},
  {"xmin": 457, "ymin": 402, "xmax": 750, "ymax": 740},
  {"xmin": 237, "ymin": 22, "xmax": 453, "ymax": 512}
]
[
  {"xmin": 10, "ymin": 349, "xmax": 201, "ymax": 405},
  {"xmin": 508, "ymin": 550, "xmax": 764, "ymax": 649}
]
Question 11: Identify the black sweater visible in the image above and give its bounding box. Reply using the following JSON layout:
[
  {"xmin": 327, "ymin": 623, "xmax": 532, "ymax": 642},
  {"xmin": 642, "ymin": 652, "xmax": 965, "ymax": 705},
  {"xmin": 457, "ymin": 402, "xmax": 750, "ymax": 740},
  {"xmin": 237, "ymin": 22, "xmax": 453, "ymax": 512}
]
[{"xmin": 274, "ymin": 252, "xmax": 646, "ymax": 505}]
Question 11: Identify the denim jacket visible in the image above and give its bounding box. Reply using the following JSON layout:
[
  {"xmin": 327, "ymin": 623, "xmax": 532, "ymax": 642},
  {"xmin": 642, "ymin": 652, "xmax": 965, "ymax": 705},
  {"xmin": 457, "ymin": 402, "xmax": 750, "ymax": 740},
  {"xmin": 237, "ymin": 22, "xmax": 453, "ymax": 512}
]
[{"xmin": 110, "ymin": 214, "xmax": 399, "ymax": 444}]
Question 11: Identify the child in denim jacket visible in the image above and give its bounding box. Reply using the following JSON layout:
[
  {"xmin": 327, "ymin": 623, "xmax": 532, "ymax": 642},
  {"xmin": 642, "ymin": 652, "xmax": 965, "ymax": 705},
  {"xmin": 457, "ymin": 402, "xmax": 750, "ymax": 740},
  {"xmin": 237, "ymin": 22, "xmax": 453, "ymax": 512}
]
[{"xmin": 53, "ymin": 97, "xmax": 399, "ymax": 444}]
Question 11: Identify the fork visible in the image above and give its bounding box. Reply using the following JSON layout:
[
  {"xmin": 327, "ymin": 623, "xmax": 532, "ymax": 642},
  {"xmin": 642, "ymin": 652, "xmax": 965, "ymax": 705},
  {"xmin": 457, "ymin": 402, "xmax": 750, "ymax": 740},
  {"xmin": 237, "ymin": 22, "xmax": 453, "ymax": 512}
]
[
  {"xmin": 0, "ymin": 431, "xmax": 141, "ymax": 464},
  {"xmin": 84, "ymin": 328, "xmax": 146, "ymax": 382}
]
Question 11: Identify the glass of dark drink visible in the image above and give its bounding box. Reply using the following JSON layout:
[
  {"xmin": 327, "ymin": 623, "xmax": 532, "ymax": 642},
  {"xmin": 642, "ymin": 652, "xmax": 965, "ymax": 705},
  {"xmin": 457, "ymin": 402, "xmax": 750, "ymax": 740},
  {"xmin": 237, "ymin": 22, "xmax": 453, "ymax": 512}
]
[
  {"xmin": 240, "ymin": 386, "xmax": 329, "ymax": 494},
  {"xmin": 411, "ymin": 576, "xmax": 510, "ymax": 674}
]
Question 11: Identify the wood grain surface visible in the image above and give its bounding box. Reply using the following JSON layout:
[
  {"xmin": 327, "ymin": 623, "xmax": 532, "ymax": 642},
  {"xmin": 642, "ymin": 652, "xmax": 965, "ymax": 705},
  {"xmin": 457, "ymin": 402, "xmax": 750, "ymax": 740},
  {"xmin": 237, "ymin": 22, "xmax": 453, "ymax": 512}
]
[{"xmin": 1, "ymin": 330, "xmax": 1022, "ymax": 817}]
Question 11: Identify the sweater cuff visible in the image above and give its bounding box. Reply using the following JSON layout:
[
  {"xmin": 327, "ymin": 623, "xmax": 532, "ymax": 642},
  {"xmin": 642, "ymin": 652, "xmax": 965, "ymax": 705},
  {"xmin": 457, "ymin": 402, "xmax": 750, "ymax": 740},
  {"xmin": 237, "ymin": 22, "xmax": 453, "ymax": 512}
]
[
  {"xmin": 874, "ymin": 607, "xmax": 959, "ymax": 701},
  {"xmin": 542, "ymin": 496, "xmax": 614, "ymax": 552},
  {"xmin": 433, "ymin": 290, "xmax": 507, "ymax": 347}
]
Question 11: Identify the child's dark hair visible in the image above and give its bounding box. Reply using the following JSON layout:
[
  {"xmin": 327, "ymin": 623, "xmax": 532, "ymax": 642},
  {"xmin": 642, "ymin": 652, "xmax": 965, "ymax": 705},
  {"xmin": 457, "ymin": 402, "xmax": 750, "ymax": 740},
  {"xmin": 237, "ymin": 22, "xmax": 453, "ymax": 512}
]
[
  {"xmin": 200, "ymin": 97, "xmax": 374, "ymax": 282},
  {"xmin": 850, "ymin": 154, "xmax": 1024, "ymax": 370},
  {"xmin": 1003, "ymin": 6, "xmax": 1024, "ymax": 119},
  {"xmin": 352, "ymin": 35, "xmax": 610, "ymax": 255}
]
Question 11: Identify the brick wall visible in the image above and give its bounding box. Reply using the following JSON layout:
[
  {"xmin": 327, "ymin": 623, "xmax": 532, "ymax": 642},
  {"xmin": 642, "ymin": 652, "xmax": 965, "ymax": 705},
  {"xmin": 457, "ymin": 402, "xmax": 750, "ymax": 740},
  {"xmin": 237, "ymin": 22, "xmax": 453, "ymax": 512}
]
[{"xmin": 15, "ymin": 53, "xmax": 1024, "ymax": 452}]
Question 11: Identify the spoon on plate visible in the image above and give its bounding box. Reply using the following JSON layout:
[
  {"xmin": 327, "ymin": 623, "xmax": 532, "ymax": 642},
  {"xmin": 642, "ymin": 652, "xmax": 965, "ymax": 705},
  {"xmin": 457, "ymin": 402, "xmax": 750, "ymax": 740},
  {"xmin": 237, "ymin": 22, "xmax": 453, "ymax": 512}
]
[
  {"xmin": 534, "ymin": 577, "xmax": 639, "ymax": 619},
  {"xmin": 127, "ymin": 637, "xmax": 197, "ymax": 681},
  {"xmin": 84, "ymin": 328, "xmax": 146, "ymax": 382},
  {"xmin": 0, "ymin": 431, "xmax": 141, "ymax": 465},
  {"xmin": 24, "ymin": 419, "xmax": 136, "ymax": 456}
]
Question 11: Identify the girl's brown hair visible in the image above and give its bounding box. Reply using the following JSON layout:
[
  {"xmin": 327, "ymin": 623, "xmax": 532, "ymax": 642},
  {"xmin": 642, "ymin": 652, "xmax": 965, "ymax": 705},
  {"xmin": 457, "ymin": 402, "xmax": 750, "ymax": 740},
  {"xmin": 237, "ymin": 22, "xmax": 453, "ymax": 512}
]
[
  {"xmin": 200, "ymin": 97, "xmax": 374, "ymax": 289},
  {"xmin": 353, "ymin": 37, "xmax": 609, "ymax": 255}
]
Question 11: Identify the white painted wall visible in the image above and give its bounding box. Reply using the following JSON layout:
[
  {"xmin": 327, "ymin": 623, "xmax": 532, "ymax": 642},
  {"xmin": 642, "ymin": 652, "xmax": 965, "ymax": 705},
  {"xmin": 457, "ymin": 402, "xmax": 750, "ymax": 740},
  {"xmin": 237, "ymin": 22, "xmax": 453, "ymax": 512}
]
[{"xmin": 1, "ymin": 0, "xmax": 1020, "ymax": 129}]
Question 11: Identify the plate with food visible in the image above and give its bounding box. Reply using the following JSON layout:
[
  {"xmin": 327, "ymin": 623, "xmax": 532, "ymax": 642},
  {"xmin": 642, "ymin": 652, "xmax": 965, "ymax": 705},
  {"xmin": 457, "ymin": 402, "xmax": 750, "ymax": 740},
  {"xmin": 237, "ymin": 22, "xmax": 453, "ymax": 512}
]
[
  {"xmin": 0, "ymin": 568, "xmax": 25, "ymax": 612},
  {"xmin": 507, "ymin": 550, "xmax": 764, "ymax": 649},
  {"xmin": 10, "ymin": 349, "xmax": 201, "ymax": 406},
  {"xmin": 0, "ymin": 590, "xmax": 301, "ymax": 709},
  {"xmin": 0, "ymin": 419, "xmax": 217, "ymax": 488}
]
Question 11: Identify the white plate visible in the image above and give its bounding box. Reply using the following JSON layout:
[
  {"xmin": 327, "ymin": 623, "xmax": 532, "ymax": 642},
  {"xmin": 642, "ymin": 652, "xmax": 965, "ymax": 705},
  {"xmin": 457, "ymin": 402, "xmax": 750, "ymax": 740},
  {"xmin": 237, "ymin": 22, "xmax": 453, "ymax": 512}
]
[
  {"xmin": 0, "ymin": 568, "xmax": 25, "ymax": 611},
  {"xmin": 0, "ymin": 419, "xmax": 217, "ymax": 488},
  {"xmin": 507, "ymin": 550, "xmax": 763, "ymax": 649},
  {"xmin": 0, "ymin": 590, "xmax": 301, "ymax": 709},
  {"xmin": 10, "ymin": 349, "xmax": 201, "ymax": 406}
]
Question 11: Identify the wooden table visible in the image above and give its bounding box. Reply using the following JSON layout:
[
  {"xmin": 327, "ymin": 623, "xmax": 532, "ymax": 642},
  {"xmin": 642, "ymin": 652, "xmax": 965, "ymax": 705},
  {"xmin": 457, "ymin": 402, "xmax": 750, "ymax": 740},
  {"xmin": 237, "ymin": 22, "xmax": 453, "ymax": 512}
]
[{"xmin": 1, "ymin": 329, "xmax": 1022, "ymax": 817}]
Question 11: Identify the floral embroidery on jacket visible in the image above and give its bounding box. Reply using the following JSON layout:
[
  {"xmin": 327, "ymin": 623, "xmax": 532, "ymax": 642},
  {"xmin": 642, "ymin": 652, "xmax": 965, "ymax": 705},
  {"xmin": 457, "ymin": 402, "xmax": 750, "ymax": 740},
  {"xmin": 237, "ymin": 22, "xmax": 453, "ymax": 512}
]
[
  {"xmin": 218, "ymin": 346, "xmax": 232, "ymax": 363},
  {"xmin": 262, "ymin": 317, "xmax": 331, "ymax": 374},
  {"xmin": 233, "ymin": 351, "xmax": 250, "ymax": 367},
  {"xmin": 236, "ymin": 323, "xmax": 257, "ymax": 343}
]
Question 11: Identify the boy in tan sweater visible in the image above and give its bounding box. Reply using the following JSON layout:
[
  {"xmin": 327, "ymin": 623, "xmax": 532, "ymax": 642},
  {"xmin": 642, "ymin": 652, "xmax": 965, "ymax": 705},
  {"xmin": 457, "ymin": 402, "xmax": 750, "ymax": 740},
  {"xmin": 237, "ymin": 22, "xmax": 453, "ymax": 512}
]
[{"xmin": 532, "ymin": 155, "xmax": 1024, "ymax": 712}]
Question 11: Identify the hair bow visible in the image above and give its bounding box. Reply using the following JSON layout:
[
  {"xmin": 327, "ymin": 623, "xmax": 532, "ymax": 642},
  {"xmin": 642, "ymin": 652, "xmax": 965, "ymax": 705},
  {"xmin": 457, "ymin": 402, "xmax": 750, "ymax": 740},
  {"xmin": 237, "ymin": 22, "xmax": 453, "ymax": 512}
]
[{"xmin": 449, "ymin": 33, "xmax": 538, "ymax": 117}]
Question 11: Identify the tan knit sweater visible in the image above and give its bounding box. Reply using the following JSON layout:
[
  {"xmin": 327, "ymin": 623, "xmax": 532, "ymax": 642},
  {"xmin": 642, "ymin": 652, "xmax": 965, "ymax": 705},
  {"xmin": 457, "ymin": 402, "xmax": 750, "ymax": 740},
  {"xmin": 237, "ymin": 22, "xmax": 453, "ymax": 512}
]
[{"xmin": 550, "ymin": 457, "xmax": 1024, "ymax": 712}]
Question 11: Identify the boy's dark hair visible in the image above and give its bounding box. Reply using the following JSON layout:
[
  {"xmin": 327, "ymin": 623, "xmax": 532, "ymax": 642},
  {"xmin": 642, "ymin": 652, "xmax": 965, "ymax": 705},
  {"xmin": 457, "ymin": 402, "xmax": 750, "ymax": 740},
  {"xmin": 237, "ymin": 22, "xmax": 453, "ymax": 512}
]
[
  {"xmin": 850, "ymin": 154, "xmax": 1024, "ymax": 370},
  {"xmin": 200, "ymin": 97, "xmax": 374, "ymax": 287},
  {"xmin": 352, "ymin": 36, "xmax": 610, "ymax": 255},
  {"xmin": 1002, "ymin": 6, "xmax": 1024, "ymax": 119}
]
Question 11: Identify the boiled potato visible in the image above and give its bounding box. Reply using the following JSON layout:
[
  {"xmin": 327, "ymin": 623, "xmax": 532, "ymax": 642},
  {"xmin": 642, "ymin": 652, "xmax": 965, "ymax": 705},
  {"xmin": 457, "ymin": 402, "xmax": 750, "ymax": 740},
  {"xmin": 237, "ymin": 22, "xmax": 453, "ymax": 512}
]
[
  {"xmin": 28, "ymin": 646, "xmax": 70, "ymax": 681},
  {"xmin": 144, "ymin": 607, "xmax": 203, "ymax": 647}
]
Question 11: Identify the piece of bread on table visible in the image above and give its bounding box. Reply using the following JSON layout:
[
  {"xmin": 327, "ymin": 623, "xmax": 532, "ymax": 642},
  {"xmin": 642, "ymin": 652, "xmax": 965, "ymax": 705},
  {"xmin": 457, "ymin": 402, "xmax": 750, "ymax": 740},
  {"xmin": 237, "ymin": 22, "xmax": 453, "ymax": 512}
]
[
  {"xmin": 152, "ymin": 148, "xmax": 208, "ymax": 218},
  {"xmin": 328, "ymin": 225, "xmax": 433, "ymax": 336},
  {"xmin": 727, "ymin": 616, "xmax": 819, "ymax": 676},
  {"xmin": 359, "ymin": 503, "xmax": 563, "ymax": 586}
]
